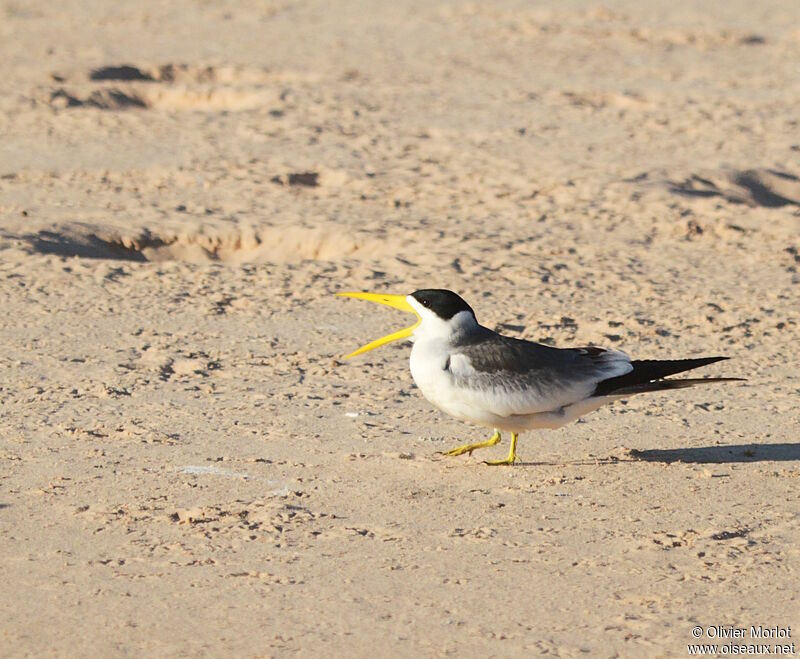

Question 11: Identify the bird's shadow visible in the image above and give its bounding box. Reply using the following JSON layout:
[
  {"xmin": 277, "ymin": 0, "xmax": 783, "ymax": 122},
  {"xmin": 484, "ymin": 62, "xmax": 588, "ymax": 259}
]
[
  {"xmin": 525, "ymin": 442, "xmax": 800, "ymax": 466},
  {"xmin": 627, "ymin": 442, "xmax": 800, "ymax": 464}
]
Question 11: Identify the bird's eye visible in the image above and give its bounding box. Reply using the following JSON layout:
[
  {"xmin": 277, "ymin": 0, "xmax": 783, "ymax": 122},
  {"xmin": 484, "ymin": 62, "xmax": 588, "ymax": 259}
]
[{"xmin": 421, "ymin": 298, "xmax": 431, "ymax": 308}]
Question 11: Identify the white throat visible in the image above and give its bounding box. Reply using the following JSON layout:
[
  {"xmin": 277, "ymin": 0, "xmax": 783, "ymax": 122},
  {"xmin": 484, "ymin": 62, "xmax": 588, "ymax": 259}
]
[{"xmin": 405, "ymin": 297, "xmax": 478, "ymax": 345}]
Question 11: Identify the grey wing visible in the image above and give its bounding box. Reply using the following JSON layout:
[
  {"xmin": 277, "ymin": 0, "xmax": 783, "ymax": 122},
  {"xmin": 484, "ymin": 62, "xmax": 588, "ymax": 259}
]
[{"xmin": 448, "ymin": 333, "xmax": 632, "ymax": 416}]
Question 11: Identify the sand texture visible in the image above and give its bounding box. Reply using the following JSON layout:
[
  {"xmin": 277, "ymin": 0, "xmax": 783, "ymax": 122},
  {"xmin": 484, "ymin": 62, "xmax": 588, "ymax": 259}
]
[{"xmin": 1, "ymin": 0, "xmax": 799, "ymax": 656}]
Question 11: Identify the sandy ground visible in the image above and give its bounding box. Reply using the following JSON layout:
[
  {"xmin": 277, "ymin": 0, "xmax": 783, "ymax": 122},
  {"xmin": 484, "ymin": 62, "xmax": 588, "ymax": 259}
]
[{"xmin": 2, "ymin": 0, "xmax": 800, "ymax": 656}]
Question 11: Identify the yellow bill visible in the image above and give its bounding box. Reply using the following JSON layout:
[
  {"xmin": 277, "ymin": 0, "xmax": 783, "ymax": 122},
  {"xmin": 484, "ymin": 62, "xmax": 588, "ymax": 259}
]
[{"xmin": 336, "ymin": 292, "xmax": 420, "ymax": 358}]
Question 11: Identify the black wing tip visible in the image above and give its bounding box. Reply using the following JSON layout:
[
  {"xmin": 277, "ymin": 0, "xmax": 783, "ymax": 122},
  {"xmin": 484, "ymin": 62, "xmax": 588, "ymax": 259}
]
[
  {"xmin": 675, "ymin": 355, "xmax": 729, "ymax": 365},
  {"xmin": 708, "ymin": 376, "xmax": 746, "ymax": 382},
  {"xmin": 661, "ymin": 376, "xmax": 746, "ymax": 384},
  {"xmin": 593, "ymin": 355, "xmax": 739, "ymax": 397},
  {"xmin": 606, "ymin": 376, "xmax": 745, "ymax": 397}
]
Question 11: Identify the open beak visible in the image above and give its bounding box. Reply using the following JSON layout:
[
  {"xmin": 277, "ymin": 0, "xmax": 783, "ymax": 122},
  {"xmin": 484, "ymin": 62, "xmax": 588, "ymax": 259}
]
[{"xmin": 336, "ymin": 292, "xmax": 421, "ymax": 358}]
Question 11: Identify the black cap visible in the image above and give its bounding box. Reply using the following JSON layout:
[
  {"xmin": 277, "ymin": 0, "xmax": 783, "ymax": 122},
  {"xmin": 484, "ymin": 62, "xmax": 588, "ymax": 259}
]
[{"xmin": 411, "ymin": 289, "xmax": 474, "ymax": 320}]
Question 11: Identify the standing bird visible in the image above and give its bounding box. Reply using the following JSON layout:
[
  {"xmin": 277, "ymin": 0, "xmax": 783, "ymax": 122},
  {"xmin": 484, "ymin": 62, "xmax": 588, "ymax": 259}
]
[{"xmin": 338, "ymin": 289, "xmax": 742, "ymax": 465}]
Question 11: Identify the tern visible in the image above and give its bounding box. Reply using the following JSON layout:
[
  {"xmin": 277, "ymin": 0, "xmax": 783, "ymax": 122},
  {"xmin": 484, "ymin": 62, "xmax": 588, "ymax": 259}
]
[{"xmin": 338, "ymin": 289, "xmax": 743, "ymax": 465}]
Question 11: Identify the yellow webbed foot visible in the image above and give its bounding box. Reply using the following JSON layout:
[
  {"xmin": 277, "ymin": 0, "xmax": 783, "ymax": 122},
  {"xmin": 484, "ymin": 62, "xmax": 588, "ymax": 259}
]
[
  {"xmin": 483, "ymin": 432, "xmax": 519, "ymax": 466},
  {"xmin": 444, "ymin": 430, "xmax": 501, "ymax": 457}
]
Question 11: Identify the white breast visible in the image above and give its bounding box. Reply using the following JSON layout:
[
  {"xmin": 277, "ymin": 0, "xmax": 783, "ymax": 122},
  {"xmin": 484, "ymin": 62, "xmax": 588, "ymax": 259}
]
[{"xmin": 409, "ymin": 338, "xmax": 506, "ymax": 427}]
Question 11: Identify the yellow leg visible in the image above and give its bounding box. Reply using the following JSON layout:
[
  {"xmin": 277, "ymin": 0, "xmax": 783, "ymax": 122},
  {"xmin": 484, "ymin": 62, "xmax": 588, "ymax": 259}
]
[
  {"xmin": 443, "ymin": 429, "xmax": 501, "ymax": 457},
  {"xmin": 484, "ymin": 432, "xmax": 518, "ymax": 466}
]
